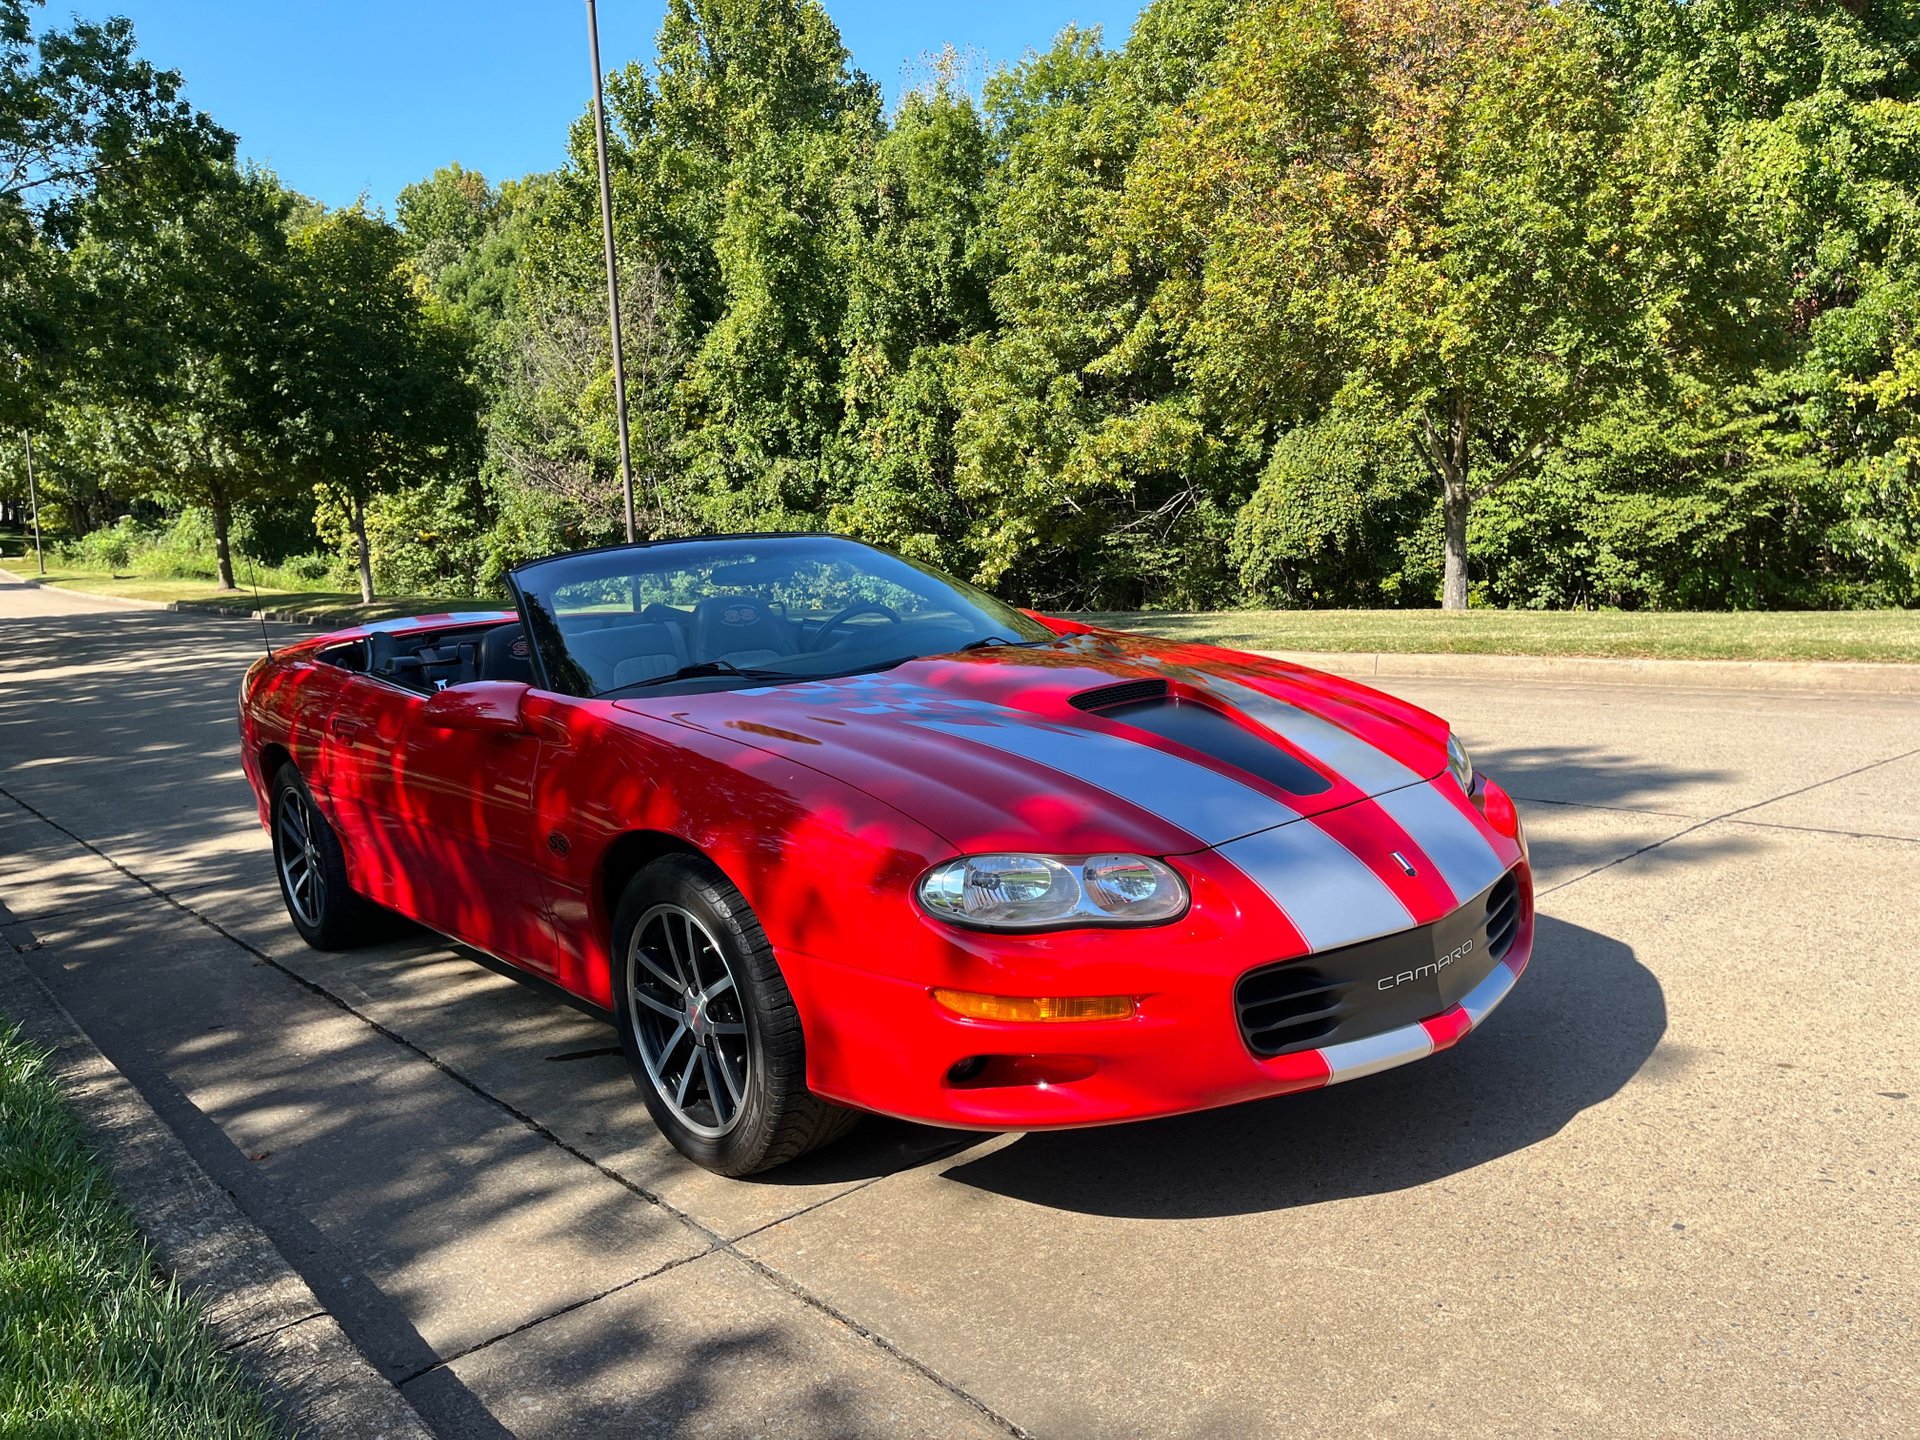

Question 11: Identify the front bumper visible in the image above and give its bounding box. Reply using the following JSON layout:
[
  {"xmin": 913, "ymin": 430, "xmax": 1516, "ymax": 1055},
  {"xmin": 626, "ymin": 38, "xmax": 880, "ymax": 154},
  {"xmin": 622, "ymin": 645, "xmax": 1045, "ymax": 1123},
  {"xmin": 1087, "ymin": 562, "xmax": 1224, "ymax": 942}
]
[{"xmin": 781, "ymin": 858, "xmax": 1536, "ymax": 1130}]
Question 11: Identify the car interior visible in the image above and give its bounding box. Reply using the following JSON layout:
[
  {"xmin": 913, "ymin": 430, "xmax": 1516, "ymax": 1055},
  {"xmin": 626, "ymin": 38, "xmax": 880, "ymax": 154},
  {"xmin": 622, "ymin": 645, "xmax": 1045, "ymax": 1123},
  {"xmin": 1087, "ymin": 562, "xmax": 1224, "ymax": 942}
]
[
  {"xmin": 317, "ymin": 620, "xmax": 534, "ymax": 695},
  {"xmin": 316, "ymin": 560, "xmax": 983, "ymax": 700}
]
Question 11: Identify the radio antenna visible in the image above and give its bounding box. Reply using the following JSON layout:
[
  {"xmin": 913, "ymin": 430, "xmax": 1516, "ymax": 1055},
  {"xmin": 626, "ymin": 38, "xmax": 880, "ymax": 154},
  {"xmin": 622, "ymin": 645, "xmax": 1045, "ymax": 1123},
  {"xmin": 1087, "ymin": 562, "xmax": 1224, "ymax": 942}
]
[{"xmin": 244, "ymin": 545, "xmax": 272, "ymax": 658}]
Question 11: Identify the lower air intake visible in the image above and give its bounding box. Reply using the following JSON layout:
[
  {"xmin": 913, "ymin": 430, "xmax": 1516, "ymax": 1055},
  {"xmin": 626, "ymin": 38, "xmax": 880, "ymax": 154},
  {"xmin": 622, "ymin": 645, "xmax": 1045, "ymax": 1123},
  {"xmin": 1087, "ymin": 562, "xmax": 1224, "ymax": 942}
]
[{"xmin": 1233, "ymin": 868, "xmax": 1523, "ymax": 1058}]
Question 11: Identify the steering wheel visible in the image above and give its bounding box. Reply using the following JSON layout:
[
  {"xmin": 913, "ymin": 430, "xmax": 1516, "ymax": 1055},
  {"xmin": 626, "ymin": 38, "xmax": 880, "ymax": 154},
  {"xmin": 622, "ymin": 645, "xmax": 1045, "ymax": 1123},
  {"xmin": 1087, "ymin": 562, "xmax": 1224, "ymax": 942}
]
[{"xmin": 807, "ymin": 600, "xmax": 904, "ymax": 651}]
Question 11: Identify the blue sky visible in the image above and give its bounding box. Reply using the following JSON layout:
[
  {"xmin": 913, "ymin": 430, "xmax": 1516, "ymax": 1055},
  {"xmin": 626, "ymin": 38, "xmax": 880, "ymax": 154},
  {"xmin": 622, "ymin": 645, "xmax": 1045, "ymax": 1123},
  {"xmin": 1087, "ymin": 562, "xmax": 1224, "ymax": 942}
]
[{"xmin": 61, "ymin": 2, "xmax": 1146, "ymax": 213}]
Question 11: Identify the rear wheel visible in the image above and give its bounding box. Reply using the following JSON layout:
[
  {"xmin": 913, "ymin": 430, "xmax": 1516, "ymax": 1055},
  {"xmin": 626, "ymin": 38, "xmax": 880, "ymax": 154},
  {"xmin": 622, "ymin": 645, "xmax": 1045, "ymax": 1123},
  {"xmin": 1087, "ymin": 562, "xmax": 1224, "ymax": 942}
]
[
  {"xmin": 611, "ymin": 855, "xmax": 860, "ymax": 1175},
  {"xmin": 269, "ymin": 765, "xmax": 376, "ymax": 950}
]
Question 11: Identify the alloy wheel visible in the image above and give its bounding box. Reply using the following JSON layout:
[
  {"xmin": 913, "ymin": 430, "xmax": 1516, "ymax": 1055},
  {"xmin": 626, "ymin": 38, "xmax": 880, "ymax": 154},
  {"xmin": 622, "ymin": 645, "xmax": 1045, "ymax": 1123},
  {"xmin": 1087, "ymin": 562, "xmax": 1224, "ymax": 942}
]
[
  {"xmin": 626, "ymin": 903, "xmax": 751, "ymax": 1138},
  {"xmin": 275, "ymin": 788, "xmax": 326, "ymax": 928}
]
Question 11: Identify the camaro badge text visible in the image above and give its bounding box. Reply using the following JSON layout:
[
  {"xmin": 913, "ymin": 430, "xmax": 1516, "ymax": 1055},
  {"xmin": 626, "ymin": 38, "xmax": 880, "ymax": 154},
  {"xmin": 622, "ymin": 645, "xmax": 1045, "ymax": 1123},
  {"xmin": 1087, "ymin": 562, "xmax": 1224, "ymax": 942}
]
[{"xmin": 1378, "ymin": 937, "xmax": 1475, "ymax": 991}]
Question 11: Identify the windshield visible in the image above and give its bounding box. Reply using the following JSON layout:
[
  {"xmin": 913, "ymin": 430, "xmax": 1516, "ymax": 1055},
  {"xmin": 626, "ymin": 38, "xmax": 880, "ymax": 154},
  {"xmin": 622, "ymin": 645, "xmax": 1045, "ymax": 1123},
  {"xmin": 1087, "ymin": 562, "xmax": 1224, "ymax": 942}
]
[{"xmin": 507, "ymin": 534, "xmax": 1054, "ymax": 697}]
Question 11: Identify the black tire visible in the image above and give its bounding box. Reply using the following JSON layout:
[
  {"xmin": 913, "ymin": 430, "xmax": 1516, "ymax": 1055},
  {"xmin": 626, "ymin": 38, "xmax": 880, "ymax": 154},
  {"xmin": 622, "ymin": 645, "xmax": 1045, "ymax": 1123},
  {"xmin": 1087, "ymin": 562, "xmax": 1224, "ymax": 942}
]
[
  {"xmin": 269, "ymin": 765, "xmax": 377, "ymax": 950},
  {"xmin": 611, "ymin": 854, "xmax": 860, "ymax": 1176}
]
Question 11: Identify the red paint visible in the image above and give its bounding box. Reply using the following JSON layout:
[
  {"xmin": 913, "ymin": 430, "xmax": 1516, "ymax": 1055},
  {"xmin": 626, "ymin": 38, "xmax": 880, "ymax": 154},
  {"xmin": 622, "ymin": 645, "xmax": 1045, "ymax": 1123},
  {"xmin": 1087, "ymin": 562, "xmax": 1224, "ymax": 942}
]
[
  {"xmin": 421, "ymin": 681, "xmax": 531, "ymax": 733},
  {"xmin": 239, "ymin": 614, "xmax": 1533, "ymax": 1129},
  {"xmin": 1422, "ymin": 1006, "xmax": 1474, "ymax": 1051}
]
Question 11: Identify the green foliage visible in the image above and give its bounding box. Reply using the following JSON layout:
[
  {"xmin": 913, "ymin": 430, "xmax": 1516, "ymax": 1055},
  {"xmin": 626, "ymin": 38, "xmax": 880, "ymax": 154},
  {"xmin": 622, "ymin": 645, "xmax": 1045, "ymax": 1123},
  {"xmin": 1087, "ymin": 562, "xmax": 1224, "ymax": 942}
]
[
  {"xmin": 1233, "ymin": 394, "xmax": 1433, "ymax": 607},
  {"xmin": 12, "ymin": 0, "xmax": 1920, "ymax": 612},
  {"xmin": 1, "ymin": 0, "xmax": 230, "ymax": 428},
  {"xmin": 283, "ymin": 206, "xmax": 483, "ymax": 598},
  {"xmin": 48, "ymin": 509, "xmax": 336, "ymax": 587}
]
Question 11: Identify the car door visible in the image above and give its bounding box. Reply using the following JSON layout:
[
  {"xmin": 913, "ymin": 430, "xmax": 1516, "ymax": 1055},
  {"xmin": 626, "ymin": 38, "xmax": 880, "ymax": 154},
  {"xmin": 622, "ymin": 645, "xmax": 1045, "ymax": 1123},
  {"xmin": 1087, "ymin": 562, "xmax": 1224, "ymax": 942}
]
[
  {"xmin": 314, "ymin": 669, "xmax": 419, "ymax": 904},
  {"xmin": 383, "ymin": 688, "xmax": 558, "ymax": 976},
  {"xmin": 317, "ymin": 663, "xmax": 556, "ymax": 975}
]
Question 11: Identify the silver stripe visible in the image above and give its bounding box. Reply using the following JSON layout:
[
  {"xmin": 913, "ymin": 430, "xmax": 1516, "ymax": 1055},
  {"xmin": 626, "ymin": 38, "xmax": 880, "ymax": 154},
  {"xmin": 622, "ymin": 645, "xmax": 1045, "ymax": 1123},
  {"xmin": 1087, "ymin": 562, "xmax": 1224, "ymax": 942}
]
[
  {"xmin": 1204, "ymin": 677, "xmax": 1422, "ymax": 795},
  {"xmin": 913, "ymin": 718, "xmax": 1296, "ymax": 847},
  {"xmin": 365, "ymin": 610, "xmax": 510, "ymax": 631},
  {"xmin": 1458, "ymin": 958, "xmax": 1518, "ymax": 1027},
  {"xmin": 1372, "ymin": 781, "xmax": 1506, "ymax": 904},
  {"xmin": 1217, "ymin": 822, "xmax": 1414, "ymax": 951},
  {"xmin": 1320, "ymin": 1022, "xmax": 1434, "ymax": 1083}
]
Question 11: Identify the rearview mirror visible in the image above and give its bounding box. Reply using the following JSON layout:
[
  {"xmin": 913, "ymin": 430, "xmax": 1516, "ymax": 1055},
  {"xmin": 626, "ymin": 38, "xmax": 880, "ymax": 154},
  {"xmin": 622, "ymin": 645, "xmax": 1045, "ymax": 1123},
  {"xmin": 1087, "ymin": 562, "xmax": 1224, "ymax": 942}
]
[{"xmin": 420, "ymin": 681, "xmax": 531, "ymax": 734}]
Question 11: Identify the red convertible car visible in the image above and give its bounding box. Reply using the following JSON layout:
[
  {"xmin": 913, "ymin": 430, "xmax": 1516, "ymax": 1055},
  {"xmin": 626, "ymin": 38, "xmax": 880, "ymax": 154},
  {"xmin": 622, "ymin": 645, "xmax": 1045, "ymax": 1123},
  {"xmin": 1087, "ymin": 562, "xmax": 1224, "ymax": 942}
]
[{"xmin": 239, "ymin": 534, "xmax": 1533, "ymax": 1174}]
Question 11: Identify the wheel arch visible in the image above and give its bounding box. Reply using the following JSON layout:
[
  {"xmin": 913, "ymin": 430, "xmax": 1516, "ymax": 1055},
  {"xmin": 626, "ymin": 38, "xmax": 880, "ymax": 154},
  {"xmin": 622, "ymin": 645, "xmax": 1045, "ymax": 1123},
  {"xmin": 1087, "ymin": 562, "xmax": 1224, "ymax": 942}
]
[
  {"xmin": 257, "ymin": 741, "xmax": 294, "ymax": 789},
  {"xmin": 596, "ymin": 830, "xmax": 711, "ymax": 951}
]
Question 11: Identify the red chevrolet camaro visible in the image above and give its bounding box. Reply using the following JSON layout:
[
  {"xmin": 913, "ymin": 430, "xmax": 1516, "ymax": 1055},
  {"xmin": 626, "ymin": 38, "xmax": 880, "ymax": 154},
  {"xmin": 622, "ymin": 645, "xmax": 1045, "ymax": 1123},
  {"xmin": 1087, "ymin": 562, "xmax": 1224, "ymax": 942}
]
[{"xmin": 239, "ymin": 534, "xmax": 1533, "ymax": 1174}]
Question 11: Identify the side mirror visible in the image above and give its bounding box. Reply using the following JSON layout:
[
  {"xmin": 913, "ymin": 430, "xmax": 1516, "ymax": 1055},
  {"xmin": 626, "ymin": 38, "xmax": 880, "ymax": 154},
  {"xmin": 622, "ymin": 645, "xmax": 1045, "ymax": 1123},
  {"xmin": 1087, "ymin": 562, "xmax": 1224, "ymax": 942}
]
[{"xmin": 420, "ymin": 681, "xmax": 531, "ymax": 734}]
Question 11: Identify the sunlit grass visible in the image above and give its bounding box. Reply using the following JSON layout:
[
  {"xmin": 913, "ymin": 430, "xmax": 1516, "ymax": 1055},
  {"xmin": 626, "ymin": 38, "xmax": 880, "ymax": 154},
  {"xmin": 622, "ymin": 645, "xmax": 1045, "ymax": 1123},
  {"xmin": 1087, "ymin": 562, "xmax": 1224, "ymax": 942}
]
[
  {"xmin": 1, "ymin": 558, "xmax": 495, "ymax": 625},
  {"xmin": 1080, "ymin": 607, "xmax": 1920, "ymax": 663},
  {"xmin": 9, "ymin": 545, "xmax": 1914, "ymax": 661},
  {"xmin": 0, "ymin": 1023, "xmax": 277, "ymax": 1438}
]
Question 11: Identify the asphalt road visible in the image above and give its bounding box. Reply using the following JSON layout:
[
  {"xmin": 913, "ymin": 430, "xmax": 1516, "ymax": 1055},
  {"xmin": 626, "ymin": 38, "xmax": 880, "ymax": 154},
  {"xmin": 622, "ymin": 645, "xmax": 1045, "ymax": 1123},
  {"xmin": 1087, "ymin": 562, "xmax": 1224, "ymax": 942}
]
[{"xmin": 1, "ymin": 571, "xmax": 1914, "ymax": 1438}]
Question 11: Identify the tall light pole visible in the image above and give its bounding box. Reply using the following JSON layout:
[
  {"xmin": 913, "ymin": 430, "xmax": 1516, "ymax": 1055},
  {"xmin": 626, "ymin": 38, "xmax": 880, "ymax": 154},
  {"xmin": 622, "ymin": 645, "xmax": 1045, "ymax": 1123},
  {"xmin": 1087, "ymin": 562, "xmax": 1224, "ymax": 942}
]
[
  {"xmin": 586, "ymin": 0, "xmax": 638, "ymax": 543},
  {"xmin": 22, "ymin": 431, "xmax": 43, "ymax": 575}
]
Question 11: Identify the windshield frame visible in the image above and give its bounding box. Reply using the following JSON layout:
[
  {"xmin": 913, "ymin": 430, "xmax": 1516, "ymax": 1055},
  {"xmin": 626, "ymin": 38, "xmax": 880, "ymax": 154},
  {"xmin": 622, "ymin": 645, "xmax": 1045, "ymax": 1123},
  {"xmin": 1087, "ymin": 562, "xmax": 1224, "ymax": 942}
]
[{"xmin": 506, "ymin": 532, "xmax": 1052, "ymax": 698}]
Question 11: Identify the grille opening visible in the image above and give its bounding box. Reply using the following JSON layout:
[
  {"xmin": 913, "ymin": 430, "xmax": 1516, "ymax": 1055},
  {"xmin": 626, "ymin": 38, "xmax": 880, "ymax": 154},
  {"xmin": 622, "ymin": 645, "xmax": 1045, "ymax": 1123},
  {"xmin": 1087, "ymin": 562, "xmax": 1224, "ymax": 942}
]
[
  {"xmin": 1069, "ymin": 678, "xmax": 1169, "ymax": 712},
  {"xmin": 1234, "ymin": 966, "xmax": 1348, "ymax": 1053},
  {"xmin": 1233, "ymin": 868, "xmax": 1520, "ymax": 1059},
  {"xmin": 1485, "ymin": 872, "xmax": 1521, "ymax": 961}
]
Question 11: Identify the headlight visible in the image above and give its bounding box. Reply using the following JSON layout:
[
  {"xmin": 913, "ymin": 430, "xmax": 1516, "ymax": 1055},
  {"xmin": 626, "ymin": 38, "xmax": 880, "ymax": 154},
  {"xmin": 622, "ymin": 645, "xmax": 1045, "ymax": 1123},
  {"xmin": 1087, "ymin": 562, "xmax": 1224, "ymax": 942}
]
[
  {"xmin": 1446, "ymin": 733, "xmax": 1475, "ymax": 794},
  {"xmin": 917, "ymin": 853, "xmax": 1189, "ymax": 930}
]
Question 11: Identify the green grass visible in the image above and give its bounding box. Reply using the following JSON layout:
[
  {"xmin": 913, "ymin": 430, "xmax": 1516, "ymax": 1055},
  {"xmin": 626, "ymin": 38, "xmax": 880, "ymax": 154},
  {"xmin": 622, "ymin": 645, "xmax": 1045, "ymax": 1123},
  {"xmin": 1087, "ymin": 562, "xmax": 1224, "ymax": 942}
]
[
  {"xmin": 0, "ymin": 560, "xmax": 496, "ymax": 626},
  {"xmin": 1079, "ymin": 607, "xmax": 1920, "ymax": 663},
  {"xmin": 0, "ymin": 1023, "xmax": 277, "ymax": 1439},
  {"xmin": 8, "ymin": 547, "xmax": 1915, "ymax": 661}
]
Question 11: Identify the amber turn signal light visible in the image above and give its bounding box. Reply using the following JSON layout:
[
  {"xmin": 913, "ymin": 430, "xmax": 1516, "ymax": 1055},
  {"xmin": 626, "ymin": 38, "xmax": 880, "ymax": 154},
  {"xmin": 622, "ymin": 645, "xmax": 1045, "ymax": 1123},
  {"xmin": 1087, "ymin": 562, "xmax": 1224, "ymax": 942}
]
[{"xmin": 931, "ymin": 989, "xmax": 1136, "ymax": 1022}]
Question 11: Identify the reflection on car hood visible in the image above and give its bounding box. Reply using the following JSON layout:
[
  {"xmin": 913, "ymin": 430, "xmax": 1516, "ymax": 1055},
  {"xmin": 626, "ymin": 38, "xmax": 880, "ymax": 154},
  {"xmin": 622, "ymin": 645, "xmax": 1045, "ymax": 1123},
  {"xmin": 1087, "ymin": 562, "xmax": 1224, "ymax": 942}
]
[{"xmin": 612, "ymin": 630, "xmax": 1456, "ymax": 856}]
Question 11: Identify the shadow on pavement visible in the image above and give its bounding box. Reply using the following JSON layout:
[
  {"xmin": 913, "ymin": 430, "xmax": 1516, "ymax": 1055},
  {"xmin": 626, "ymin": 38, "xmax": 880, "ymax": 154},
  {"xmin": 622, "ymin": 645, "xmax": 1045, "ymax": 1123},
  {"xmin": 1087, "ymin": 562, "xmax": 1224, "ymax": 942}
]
[{"xmin": 943, "ymin": 915, "xmax": 1660, "ymax": 1218}]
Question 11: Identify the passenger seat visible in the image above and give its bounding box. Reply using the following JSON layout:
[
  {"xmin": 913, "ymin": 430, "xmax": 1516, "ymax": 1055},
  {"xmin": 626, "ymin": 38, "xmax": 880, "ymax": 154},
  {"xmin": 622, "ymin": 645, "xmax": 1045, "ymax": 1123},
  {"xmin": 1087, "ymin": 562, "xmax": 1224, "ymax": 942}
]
[{"xmin": 476, "ymin": 623, "xmax": 537, "ymax": 685}]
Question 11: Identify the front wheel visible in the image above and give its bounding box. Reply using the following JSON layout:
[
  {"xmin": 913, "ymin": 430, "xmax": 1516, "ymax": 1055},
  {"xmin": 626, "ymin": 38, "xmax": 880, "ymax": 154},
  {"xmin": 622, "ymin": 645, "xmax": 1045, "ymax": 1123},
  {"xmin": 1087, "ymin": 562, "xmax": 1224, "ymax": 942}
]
[{"xmin": 611, "ymin": 855, "xmax": 859, "ymax": 1175}]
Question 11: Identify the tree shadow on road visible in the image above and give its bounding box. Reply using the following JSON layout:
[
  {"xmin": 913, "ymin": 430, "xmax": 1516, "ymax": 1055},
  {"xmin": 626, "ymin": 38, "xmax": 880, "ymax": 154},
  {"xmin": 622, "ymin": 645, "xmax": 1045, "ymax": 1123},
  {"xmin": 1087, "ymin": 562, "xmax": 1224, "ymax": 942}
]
[{"xmin": 942, "ymin": 915, "xmax": 1661, "ymax": 1219}]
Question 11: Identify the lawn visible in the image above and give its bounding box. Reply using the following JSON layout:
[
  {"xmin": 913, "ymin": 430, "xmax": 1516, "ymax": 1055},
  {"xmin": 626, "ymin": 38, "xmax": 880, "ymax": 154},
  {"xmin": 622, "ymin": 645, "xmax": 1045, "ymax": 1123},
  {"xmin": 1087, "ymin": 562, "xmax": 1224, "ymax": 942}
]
[
  {"xmin": 0, "ymin": 560, "xmax": 496, "ymax": 626},
  {"xmin": 0, "ymin": 1023, "xmax": 276, "ymax": 1438},
  {"xmin": 7, "ymin": 548, "xmax": 1916, "ymax": 662},
  {"xmin": 1078, "ymin": 607, "xmax": 1920, "ymax": 663}
]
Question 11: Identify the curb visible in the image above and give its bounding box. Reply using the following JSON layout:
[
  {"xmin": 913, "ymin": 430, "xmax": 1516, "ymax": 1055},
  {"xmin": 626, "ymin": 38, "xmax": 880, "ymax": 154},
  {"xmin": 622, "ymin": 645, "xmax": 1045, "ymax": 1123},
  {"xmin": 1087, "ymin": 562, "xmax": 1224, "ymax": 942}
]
[
  {"xmin": 1250, "ymin": 647, "xmax": 1920, "ymax": 695},
  {"xmin": 0, "ymin": 944, "xmax": 435, "ymax": 1440}
]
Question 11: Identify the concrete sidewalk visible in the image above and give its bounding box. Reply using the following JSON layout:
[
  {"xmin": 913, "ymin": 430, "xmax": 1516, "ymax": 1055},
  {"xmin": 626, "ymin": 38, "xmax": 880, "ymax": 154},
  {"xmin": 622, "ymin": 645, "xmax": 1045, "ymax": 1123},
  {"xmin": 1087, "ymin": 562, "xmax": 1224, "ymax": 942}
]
[{"xmin": 1, "ymin": 572, "xmax": 1915, "ymax": 1437}]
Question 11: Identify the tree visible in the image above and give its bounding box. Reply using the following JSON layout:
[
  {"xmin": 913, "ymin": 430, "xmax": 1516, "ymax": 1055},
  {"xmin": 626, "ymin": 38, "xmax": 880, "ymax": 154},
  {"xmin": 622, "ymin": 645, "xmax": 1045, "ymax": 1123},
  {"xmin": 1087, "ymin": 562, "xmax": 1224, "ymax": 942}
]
[
  {"xmin": 1132, "ymin": 0, "xmax": 1654, "ymax": 607},
  {"xmin": 63, "ymin": 160, "xmax": 296, "ymax": 588},
  {"xmin": 284, "ymin": 208, "xmax": 482, "ymax": 602},
  {"xmin": 951, "ymin": 0, "xmax": 1243, "ymax": 609},
  {"xmin": 829, "ymin": 67, "xmax": 996, "ymax": 559},
  {"xmin": 2, "ymin": 0, "xmax": 228, "ymax": 427}
]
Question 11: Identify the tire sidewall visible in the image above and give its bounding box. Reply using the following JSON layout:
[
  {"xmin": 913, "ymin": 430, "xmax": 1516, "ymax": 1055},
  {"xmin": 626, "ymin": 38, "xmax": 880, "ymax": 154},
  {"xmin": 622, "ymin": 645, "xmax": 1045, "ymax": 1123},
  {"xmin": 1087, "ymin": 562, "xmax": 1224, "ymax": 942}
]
[{"xmin": 610, "ymin": 858, "xmax": 784, "ymax": 1174}]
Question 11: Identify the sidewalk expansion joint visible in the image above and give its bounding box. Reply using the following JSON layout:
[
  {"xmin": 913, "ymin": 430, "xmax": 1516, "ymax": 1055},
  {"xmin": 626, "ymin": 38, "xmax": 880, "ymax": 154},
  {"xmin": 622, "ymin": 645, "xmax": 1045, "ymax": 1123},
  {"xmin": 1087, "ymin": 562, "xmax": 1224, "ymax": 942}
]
[
  {"xmin": 1508, "ymin": 793, "xmax": 1697, "ymax": 820},
  {"xmin": 1539, "ymin": 745, "xmax": 1920, "ymax": 898},
  {"xmin": 0, "ymin": 780, "xmax": 1027, "ymax": 1439},
  {"xmin": 1716, "ymin": 816, "xmax": 1920, "ymax": 847},
  {"xmin": 223, "ymin": 1309, "xmax": 329, "ymax": 1354},
  {"xmin": 396, "ymin": 1249, "xmax": 716, "ymax": 1385}
]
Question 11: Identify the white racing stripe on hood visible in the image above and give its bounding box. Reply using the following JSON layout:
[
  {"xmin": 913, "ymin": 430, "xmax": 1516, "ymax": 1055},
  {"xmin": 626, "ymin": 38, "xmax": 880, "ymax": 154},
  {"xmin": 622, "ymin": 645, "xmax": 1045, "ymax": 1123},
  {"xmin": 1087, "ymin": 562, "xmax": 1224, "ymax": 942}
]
[
  {"xmin": 1199, "ymin": 676, "xmax": 1423, "ymax": 795},
  {"xmin": 1371, "ymin": 780, "xmax": 1506, "ymax": 906},
  {"xmin": 911, "ymin": 717, "xmax": 1298, "ymax": 847},
  {"xmin": 1216, "ymin": 822, "xmax": 1415, "ymax": 952}
]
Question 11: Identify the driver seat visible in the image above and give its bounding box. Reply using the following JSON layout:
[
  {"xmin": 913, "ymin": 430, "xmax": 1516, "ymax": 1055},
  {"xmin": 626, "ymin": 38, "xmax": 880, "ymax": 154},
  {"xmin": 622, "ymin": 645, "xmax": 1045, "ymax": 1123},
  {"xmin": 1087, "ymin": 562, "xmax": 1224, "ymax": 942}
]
[{"xmin": 690, "ymin": 596, "xmax": 797, "ymax": 667}]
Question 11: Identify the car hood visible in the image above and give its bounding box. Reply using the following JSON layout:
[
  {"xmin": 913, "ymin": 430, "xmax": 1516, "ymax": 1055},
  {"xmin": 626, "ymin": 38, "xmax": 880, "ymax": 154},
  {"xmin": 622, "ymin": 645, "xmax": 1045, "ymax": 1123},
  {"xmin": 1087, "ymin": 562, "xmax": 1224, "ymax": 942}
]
[{"xmin": 613, "ymin": 630, "xmax": 1453, "ymax": 855}]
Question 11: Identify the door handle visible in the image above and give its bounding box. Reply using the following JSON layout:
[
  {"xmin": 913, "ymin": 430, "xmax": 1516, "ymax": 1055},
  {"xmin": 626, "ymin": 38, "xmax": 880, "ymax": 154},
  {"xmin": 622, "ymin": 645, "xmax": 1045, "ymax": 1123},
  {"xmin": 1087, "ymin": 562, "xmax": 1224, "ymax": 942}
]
[{"xmin": 329, "ymin": 714, "xmax": 371, "ymax": 743}]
